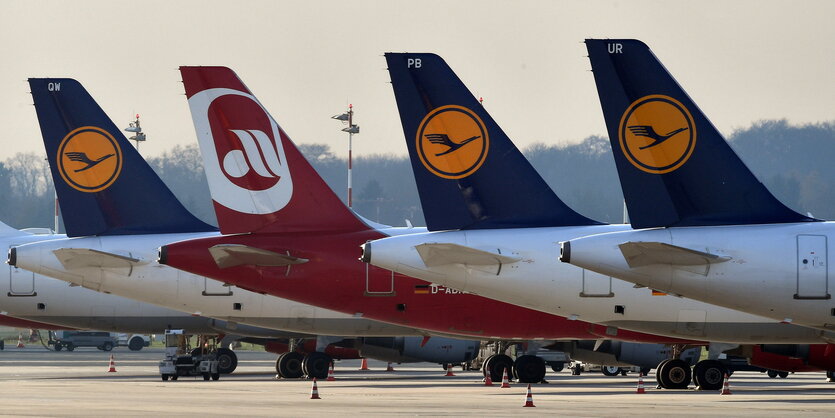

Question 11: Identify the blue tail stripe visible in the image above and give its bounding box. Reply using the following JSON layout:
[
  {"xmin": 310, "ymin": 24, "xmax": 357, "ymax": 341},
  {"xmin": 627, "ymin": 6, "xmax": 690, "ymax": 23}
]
[
  {"xmin": 28, "ymin": 78, "xmax": 216, "ymax": 237},
  {"xmin": 585, "ymin": 39, "xmax": 815, "ymax": 228},
  {"xmin": 385, "ymin": 53, "xmax": 601, "ymax": 231}
]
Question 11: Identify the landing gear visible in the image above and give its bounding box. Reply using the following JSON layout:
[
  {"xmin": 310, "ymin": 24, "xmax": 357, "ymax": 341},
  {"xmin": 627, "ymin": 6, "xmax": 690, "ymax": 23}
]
[
  {"xmin": 655, "ymin": 359, "xmax": 670, "ymax": 387},
  {"xmin": 693, "ymin": 360, "xmax": 726, "ymax": 391},
  {"xmin": 513, "ymin": 355, "xmax": 546, "ymax": 383},
  {"xmin": 302, "ymin": 352, "xmax": 333, "ymax": 380},
  {"xmin": 276, "ymin": 352, "xmax": 305, "ymax": 378},
  {"xmin": 483, "ymin": 354, "xmax": 514, "ymax": 383},
  {"xmin": 657, "ymin": 359, "xmax": 691, "ymax": 389},
  {"xmin": 766, "ymin": 370, "xmax": 789, "ymax": 379},
  {"xmin": 216, "ymin": 348, "xmax": 238, "ymax": 374},
  {"xmin": 601, "ymin": 366, "xmax": 622, "ymax": 377}
]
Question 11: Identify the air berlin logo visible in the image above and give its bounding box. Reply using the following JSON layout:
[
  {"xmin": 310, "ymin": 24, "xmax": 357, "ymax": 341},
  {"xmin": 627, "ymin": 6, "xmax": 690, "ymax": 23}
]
[
  {"xmin": 223, "ymin": 129, "xmax": 283, "ymax": 180},
  {"xmin": 188, "ymin": 88, "xmax": 293, "ymax": 214},
  {"xmin": 415, "ymin": 105, "xmax": 489, "ymax": 179},
  {"xmin": 57, "ymin": 126, "xmax": 122, "ymax": 193},
  {"xmin": 618, "ymin": 95, "xmax": 696, "ymax": 174}
]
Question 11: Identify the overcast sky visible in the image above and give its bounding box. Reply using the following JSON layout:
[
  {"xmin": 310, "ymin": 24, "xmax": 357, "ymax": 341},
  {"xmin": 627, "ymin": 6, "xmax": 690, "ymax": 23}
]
[{"xmin": 1, "ymin": 0, "xmax": 832, "ymax": 162}]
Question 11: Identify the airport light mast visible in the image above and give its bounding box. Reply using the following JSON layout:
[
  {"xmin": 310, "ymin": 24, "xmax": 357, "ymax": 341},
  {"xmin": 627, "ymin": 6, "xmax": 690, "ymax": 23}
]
[
  {"xmin": 331, "ymin": 105, "xmax": 359, "ymax": 208},
  {"xmin": 124, "ymin": 114, "xmax": 146, "ymax": 150}
]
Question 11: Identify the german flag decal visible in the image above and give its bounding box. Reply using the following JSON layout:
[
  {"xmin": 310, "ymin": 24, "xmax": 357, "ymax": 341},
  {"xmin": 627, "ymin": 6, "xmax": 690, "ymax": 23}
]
[{"xmin": 414, "ymin": 285, "xmax": 430, "ymax": 294}]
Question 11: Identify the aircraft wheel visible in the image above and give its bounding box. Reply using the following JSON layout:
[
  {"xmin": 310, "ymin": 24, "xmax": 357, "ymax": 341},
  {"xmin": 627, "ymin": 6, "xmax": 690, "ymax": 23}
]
[
  {"xmin": 693, "ymin": 360, "xmax": 725, "ymax": 391},
  {"xmin": 778, "ymin": 371, "xmax": 789, "ymax": 378},
  {"xmin": 203, "ymin": 373, "xmax": 210, "ymax": 381},
  {"xmin": 601, "ymin": 366, "xmax": 622, "ymax": 377},
  {"xmin": 655, "ymin": 359, "xmax": 672, "ymax": 388},
  {"xmin": 485, "ymin": 354, "xmax": 514, "ymax": 383},
  {"xmin": 658, "ymin": 359, "xmax": 691, "ymax": 389},
  {"xmin": 216, "ymin": 348, "xmax": 238, "ymax": 374},
  {"xmin": 161, "ymin": 374, "xmax": 169, "ymax": 381},
  {"xmin": 211, "ymin": 372, "xmax": 220, "ymax": 381},
  {"xmin": 302, "ymin": 352, "xmax": 332, "ymax": 379},
  {"xmin": 767, "ymin": 370, "xmax": 778, "ymax": 378},
  {"xmin": 277, "ymin": 352, "xmax": 305, "ymax": 378},
  {"xmin": 550, "ymin": 362, "xmax": 564, "ymax": 373},
  {"xmin": 481, "ymin": 354, "xmax": 496, "ymax": 378},
  {"xmin": 513, "ymin": 355, "xmax": 546, "ymax": 383}
]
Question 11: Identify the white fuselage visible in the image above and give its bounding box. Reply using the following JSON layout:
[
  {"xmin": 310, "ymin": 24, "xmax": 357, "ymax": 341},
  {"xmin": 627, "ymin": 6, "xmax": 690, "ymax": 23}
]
[
  {"xmin": 2, "ymin": 231, "xmax": 218, "ymax": 334},
  {"xmin": 366, "ymin": 224, "xmax": 835, "ymax": 343},
  {"xmin": 564, "ymin": 222, "xmax": 835, "ymax": 331},
  {"xmin": 11, "ymin": 231, "xmax": 423, "ymax": 337}
]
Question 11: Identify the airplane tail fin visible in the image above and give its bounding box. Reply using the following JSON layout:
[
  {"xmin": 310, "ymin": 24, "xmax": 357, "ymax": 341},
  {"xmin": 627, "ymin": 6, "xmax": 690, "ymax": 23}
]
[
  {"xmin": 179, "ymin": 66, "xmax": 368, "ymax": 234},
  {"xmin": 385, "ymin": 53, "xmax": 600, "ymax": 231},
  {"xmin": 585, "ymin": 39, "xmax": 815, "ymax": 228},
  {"xmin": 28, "ymin": 78, "xmax": 216, "ymax": 237}
]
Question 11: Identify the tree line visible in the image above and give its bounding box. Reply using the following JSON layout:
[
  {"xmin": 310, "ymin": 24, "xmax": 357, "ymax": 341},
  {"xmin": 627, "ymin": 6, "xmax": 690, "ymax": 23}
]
[{"xmin": 2, "ymin": 119, "xmax": 833, "ymax": 230}]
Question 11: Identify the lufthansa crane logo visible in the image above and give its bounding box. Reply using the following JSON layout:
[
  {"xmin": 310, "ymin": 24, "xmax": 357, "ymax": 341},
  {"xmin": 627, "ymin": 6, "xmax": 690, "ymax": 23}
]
[
  {"xmin": 57, "ymin": 126, "xmax": 123, "ymax": 192},
  {"xmin": 416, "ymin": 105, "xmax": 489, "ymax": 179},
  {"xmin": 618, "ymin": 95, "xmax": 696, "ymax": 174}
]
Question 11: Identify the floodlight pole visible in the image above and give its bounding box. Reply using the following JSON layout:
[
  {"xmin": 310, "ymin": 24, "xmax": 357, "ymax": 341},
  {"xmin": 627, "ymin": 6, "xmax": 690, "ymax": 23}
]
[
  {"xmin": 331, "ymin": 105, "xmax": 359, "ymax": 208},
  {"xmin": 347, "ymin": 104, "xmax": 353, "ymax": 208}
]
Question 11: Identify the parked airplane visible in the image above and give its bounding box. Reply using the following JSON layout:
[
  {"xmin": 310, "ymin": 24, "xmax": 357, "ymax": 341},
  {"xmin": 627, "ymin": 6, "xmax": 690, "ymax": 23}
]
[
  {"xmin": 9, "ymin": 78, "xmax": 480, "ymax": 378},
  {"xmin": 560, "ymin": 40, "xmax": 834, "ymax": 341},
  {"xmin": 153, "ymin": 66, "xmax": 708, "ymax": 383},
  {"xmin": 360, "ymin": 52, "xmax": 835, "ymax": 388},
  {"xmin": 1, "ymin": 223, "xmax": 226, "ymax": 334}
]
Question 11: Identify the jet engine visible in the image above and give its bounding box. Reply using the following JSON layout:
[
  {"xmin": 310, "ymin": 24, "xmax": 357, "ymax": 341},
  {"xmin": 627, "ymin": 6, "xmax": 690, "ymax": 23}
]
[
  {"xmin": 752, "ymin": 344, "xmax": 835, "ymax": 372},
  {"xmin": 551, "ymin": 340, "xmax": 700, "ymax": 369},
  {"xmin": 356, "ymin": 337, "xmax": 479, "ymax": 364}
]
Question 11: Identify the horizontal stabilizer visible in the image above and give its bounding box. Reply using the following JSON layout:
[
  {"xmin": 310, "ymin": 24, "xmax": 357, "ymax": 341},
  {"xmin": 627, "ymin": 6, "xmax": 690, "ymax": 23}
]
[
  {"xmin": 618, "ymin": 242, "xmax": 730, "ymax": 268},
  {"xmin": 208, "ymin": 244, "xmax": 309, "ymax": 269},
  {"xmin": 53, "ymin": 248, "xmax": 147, "ymax": 270},
  {"xmin": 415, "ymin": 243, "xmax": 520, "ymax": 267}
]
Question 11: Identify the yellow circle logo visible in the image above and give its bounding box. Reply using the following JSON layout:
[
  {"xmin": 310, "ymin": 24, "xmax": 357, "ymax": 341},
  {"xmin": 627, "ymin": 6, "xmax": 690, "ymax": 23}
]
[
  {"xmin": 57, "ymin": 126, "xmax": 122, "ymax": 193},
  {"xmin": 618, "ymin": 95, "xmax": 696, "ymax": 174},
  {"xmin": 415, "ymin": 105, "xmax": 489, "ymax": 179}
]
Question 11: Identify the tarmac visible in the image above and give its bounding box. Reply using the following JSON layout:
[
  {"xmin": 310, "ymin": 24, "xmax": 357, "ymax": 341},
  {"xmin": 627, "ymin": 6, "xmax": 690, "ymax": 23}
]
[{"xmin": 1, "ymin": 346, "xmax": 834, "ymax": 416}]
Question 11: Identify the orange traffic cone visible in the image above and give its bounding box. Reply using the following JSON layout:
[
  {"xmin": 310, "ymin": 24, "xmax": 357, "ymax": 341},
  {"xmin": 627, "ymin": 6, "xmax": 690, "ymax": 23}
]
[
  {"xmin": 444, "ymin": 364, "xmax": 456, "ymax": 377},
  {"xmin": 386, "ymin": 362, "xmax": 395, "ymax": 372},
  {"xmin": 16, "ymin": 333, "xmax": 24, "ymax": 348},
  {"xmin": 523, "ymin": 384, "xmax": 535, "ymax": 407},
  {"xmin": 483, "ymin": 373, "xmax": 494, "ymax": 386},
  {"xmin": 358, "ymin": 358, "xmax": 369, "ymax": 371},
  {"xmin": 720, "ymin": 373, "xmax": 732, "ymax": 395},
  {"xmin": 500, "ymin": 367, "xmax": 511, "ymax": 388},
  {"xmin": 107, "ymin": 354, "xmax": 117, "ymax": 373},
  {"xmin": 327, "ymin": 362, "xmax": 336, "ymax": 381},
  {"xmin": 636, "ymin": 372, "xmax": 646, "ymax": 394},
  {"xmin": 310, "ymin": 378, "xmax": 321, "ymax": 399}
]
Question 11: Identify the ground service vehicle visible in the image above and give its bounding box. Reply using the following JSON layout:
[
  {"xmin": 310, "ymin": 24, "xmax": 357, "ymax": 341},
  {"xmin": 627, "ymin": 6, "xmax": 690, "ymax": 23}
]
[
  {"xmin": 51, "ymin": 331, "xmax": 118, "ymax": 351},
  {"xmin": 159, "ymin": 330, "xmax": 220, "ymax": 381}
]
